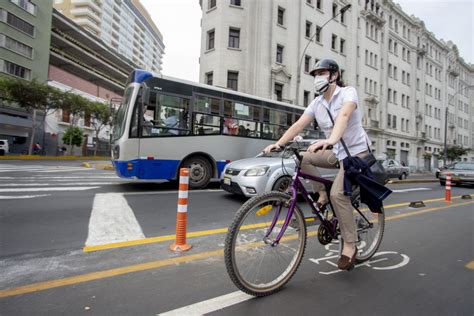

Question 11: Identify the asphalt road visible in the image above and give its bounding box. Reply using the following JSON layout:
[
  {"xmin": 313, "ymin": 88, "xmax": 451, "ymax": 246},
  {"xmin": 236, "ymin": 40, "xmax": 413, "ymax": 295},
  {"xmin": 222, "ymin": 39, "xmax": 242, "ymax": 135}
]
[{"xmin": 0, "ymin": 160, "xmax": 473, "ymax": 315}]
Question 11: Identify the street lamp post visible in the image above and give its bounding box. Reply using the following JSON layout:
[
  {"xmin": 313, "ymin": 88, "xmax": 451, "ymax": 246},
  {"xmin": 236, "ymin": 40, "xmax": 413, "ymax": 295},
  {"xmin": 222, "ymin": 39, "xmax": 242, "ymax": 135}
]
[
  {"xmin": 295, "ymin": 4, "xmax": 351, "ymax": 105},
  {"xmin": 442, "ymin": 84, "xmax": 474, "ymax": 166}
]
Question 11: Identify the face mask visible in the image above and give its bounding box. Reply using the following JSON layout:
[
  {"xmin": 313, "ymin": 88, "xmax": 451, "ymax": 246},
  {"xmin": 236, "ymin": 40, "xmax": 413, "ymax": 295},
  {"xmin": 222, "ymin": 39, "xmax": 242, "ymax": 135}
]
[{"xmin": 314, "ymin": 75, "xmax": 329, "ymax": 94}]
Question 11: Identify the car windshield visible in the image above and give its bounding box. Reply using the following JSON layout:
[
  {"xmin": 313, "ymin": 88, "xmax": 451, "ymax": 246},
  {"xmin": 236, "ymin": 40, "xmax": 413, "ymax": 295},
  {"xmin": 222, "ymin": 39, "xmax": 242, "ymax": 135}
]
[
  {"xmin": 0, "ymin": 141, "xmax": 5, "ymax": 145},
  {"xmin": 452, "ymin": 163, "xmax": 474, "ymax": 170}
]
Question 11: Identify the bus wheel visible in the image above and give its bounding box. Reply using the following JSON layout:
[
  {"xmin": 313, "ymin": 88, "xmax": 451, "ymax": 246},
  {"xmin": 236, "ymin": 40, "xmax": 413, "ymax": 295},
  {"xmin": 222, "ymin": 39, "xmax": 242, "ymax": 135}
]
[{"xmin": 182, "ymin": 156, "xmax": 212, "ymax": 189}]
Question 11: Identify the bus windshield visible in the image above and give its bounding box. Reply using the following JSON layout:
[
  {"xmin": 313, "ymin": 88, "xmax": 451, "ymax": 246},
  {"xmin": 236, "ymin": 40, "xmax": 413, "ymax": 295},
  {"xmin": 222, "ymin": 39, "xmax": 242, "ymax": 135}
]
[{"xmin": 112, "ymin": 86, "xmax": 134, "ymax": 141}]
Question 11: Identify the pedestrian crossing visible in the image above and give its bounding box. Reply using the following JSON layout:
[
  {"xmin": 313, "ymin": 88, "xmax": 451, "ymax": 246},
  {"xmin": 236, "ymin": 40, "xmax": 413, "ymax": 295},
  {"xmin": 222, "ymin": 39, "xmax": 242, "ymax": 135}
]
[
  {"xmin": 0, "ymin": 164, "xmax": 95, "ymax": 173},
  {"xmin": 0, "ymin": 163, "xmax": 123, "ymax": 199}
]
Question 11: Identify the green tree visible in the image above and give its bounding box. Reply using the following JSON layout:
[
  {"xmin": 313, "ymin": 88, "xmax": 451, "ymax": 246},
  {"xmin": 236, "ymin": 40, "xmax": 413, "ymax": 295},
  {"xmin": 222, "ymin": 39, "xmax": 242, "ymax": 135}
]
[
  {"xmin": 0, "ymin": 77, "xmax": 59, "ymax": 155},
  {"xmin": 446, "ymin": 146, "xmax": 469, "ymax": 162},
  {"xmin": 62, "ymin": 126, "xmax": 83, "ymax": 154},
  {"xmin": 85, "ymin": 101, "xmax": 112, "ymax": 156}
]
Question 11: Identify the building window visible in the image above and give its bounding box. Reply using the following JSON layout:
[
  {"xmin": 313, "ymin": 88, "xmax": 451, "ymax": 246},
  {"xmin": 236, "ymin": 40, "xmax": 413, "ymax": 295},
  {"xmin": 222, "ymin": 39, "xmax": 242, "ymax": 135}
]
[
  {"xmin": 304, "ymin": 55, "xmax": 311, "ymax": 73},
  {"xmin": 274, "ymin": 83, "xmax": 283, "ymax": 101},
  {"xmin": 277, "ymin": 7, "xmax": 285, "ymax": 26},
  {"xmin": 227, "ymin": 71, "xmax": 238, "ymax": 90},
  {"xmin": 276, "ymin": 45, "xmax": 283, "ymax": 63},
  {"xmin": 1, "ymin": 59, "xmax": 31, "ymax": 79},
  {"xmin": 228, "ymin": 28, "xmax": 240, "ymax": 48},
  {"xmin": 207, "ymin": 29, "xmax": 215, "ymax": 50},
  {"xmin": 2, "ymin": 11, "xmax": 35, "ymax": 37},
  {"xmin": 304, "ymin": 90, "xmax": 310, "ymax": 106},
  {"xmin": 341, "ymin": 9, "xmax": 346, "ymax": 23},
  {"xmin": 340, "ymin": 38, "xmax": 345, "ymax": 54},
  {"xmin": 10, "ymin": 0, "xmax": 36, "ymax": 15},
  {"xmin": 315, "ymin": 26, "xmax": 322, "ymax": 42},
  {"xmin": 209, "ymin": 0, "xmax": 216, "ymax": 9},
  {"xmin": 305, "ymin": 21, "xmax": 312, "ymax": 38},
  {"xmin": 230, "ymin": 0, "xmax": 241, "ymax": 6},
  {"xmin": 205, "ymin": 71, "xmax": 213, "ymax": 85},
  {"xmin": 306, "ymin": 0, "xmax": 312, "ymax": 4},
  {"xmin": 0, "ymin": 34, "xmax": 33, "ymax": 59},
  {"xmin": 316, "ymin": 0, "xmax": 322, "ymax": 10},
  {"xmin": 331, "ymin": 34, "xmax": 337, "ymax": 50},
  {"xmin": 332, "ymin": 3, "xmax": 338, "ymax": 18}
]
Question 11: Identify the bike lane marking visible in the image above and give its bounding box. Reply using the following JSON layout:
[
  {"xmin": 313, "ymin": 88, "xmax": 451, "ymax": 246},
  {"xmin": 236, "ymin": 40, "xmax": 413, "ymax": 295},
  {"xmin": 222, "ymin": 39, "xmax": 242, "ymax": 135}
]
[
  {"xmin": 1, "ymin": 200, "xmax": 473, "ymax": 299},
  {"xmin": 83, "ymin": 194, "xmax": 474, "ymax": 252}
]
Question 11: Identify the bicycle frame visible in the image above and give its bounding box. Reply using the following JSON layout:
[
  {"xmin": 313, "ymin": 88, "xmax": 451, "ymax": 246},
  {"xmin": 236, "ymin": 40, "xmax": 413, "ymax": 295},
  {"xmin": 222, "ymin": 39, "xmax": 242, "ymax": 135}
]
[{"xmin": 265, "ymin": 161, "xmax": 339, "ymax": 245}]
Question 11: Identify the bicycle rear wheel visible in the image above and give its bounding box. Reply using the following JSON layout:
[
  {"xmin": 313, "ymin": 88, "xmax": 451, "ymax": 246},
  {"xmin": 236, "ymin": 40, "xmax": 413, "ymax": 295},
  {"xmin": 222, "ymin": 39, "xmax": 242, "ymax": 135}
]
[
  {"xmin": 352, "ymin": 193, "xmax": 385, "ymax": 262},
  {"xmin": 224, "ymin": 192, "xmax": 307, "ymax": 297}
]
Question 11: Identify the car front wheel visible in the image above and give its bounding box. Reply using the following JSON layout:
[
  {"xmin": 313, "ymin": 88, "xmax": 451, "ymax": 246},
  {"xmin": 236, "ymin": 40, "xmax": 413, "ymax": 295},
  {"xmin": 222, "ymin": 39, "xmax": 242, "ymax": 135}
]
[{"xmin": 272, "ymin": 176, "xmax": 292, "ymax": 193}]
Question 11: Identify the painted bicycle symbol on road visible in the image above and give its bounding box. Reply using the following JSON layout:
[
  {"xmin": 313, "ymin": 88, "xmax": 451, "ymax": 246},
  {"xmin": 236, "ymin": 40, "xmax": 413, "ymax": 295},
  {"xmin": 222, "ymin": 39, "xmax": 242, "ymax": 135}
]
[{"xmin": 309, "ymin": 242, "xmax": 410, "ymax": 275}]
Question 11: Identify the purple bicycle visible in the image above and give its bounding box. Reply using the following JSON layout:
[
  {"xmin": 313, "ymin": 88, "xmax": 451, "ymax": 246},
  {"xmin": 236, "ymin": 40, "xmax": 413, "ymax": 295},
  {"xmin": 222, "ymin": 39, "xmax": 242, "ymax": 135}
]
[{"xmin": 224, "ymin": 141, "xmax": 385, "ymax": 296}]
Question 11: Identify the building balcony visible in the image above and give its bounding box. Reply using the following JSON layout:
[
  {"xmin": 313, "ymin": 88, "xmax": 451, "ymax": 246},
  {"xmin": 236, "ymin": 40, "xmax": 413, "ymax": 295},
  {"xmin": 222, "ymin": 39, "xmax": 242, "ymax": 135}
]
[
  {"xmin": 447, "ymin": 66, "xmax": 460, "ymax": 77},
  {"xmin": 70, "ymin": 8, "xmax": 101, "ymax": 23},
  {"xmin": 71, "ymin": 0, "xmax": 101, "ymax": 13},
  {"xmin": 417, "ymin": 45, "xmax": 427, "ymax": 56},
  {"xmin": 360, "ymin": 9, "xmax": 385, "ymax": 26},
  {"xmin": 75, "ymin": 18, "xmax": 101, "ymax": 33},
  {"xmin": 416, "ymin": 131, "xmax": 427, "ymax": 139}
]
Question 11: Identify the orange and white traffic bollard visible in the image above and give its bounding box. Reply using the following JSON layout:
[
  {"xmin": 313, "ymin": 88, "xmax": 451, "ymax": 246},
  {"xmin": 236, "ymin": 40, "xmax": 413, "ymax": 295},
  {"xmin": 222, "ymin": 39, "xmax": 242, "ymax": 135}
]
[
  {"xmin": 445, "ymin": 172, "xmax": 452, "ymax": 202},
  {"xmin": 169, "ymin": 168, "xmax": 192, "ymax": 252}
]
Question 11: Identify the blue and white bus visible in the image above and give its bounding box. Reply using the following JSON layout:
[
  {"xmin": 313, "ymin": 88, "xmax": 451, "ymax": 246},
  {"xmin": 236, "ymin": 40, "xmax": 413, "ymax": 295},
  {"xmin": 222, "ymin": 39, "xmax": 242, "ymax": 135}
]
[{"xmin": 111, "ymin": 69, "xmax": 317, "ymax": 189}]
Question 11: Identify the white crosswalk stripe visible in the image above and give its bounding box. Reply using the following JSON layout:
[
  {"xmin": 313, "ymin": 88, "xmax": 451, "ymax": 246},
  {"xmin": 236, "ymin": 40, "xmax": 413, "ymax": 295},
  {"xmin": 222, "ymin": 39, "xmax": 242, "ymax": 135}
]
[{"xmin": 0, "ymin": 163, "xmax": 121, "ymax": 198}]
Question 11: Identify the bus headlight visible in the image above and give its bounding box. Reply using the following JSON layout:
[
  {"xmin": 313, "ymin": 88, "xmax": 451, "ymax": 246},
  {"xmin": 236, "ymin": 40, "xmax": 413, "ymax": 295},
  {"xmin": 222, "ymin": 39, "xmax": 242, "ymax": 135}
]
[
  {"xmin": 244, "ymin": 166, "xmax": 269, "ymax": 176},
  {"xmin": 112, "ymin": 145, "xmax": 120, "ymax": 159}
]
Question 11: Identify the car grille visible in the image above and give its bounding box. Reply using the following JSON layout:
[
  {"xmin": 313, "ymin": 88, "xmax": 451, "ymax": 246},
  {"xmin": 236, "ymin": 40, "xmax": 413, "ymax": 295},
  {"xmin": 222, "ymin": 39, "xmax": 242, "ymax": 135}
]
[
  {"xmin": 225, "ymin": 168, "xmax": 241, "ymax": 176},
  {"xmin": 220, "ymin": 180, "xmax": 244, "ymax": 195}
]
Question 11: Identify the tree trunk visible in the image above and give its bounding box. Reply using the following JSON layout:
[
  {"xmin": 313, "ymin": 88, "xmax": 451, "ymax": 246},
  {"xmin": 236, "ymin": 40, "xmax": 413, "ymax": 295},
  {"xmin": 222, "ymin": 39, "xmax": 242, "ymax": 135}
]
[
  {"xmin": 94, "ymin": 132, "xmax": 99, "ymax": 156},
  {"xmin": 28, "ymin": 109, "xmax": 37, "ymax": 155}
]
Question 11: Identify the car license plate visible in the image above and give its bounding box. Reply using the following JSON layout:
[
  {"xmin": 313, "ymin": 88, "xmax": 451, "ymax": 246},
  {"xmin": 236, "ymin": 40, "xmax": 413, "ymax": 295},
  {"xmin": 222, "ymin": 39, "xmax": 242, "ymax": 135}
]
[
  {"xmin": 452, "ymin": 177, "xmax": 460, "ymax": 181},
  {"xmin": 224, "ymin": 177, "xmax": 231, "ymax": 185}
]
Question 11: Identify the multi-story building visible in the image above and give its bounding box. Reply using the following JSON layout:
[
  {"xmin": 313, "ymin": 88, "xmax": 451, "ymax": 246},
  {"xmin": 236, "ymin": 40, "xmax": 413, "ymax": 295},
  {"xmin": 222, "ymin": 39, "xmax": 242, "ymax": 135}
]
[
  {"xmin": 0, "ymin": 0, "xmax": 53, "ymax": 152},
  {"xmin": 54, "ymin": 0, "xmax": 165, "ymax": 74},
  {"xmin": 199, "ymin": 0, "xmax": 474, "ymax": 170},
  {"xmin": 45, "ymin": 9, "xmax": 137, "ymax": 156}
]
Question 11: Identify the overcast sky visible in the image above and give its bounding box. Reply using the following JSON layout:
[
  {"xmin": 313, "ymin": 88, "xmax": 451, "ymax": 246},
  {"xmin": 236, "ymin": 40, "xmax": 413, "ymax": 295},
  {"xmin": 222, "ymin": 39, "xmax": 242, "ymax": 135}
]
[{"xmin": 141, "ymin": 0, "xmax": 473, "ymax": 82}]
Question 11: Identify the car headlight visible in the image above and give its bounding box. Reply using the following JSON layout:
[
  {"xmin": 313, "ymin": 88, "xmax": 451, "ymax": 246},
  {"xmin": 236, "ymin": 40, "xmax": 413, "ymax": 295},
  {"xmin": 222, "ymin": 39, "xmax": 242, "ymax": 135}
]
[{"xmin": 244, "ymin": 166, "xmax": 269, "ymax": 176}]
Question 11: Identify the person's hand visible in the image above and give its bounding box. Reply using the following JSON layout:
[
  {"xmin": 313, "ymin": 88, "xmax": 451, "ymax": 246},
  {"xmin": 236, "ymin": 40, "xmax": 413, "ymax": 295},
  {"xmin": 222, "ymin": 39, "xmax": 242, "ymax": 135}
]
[
  {"xmin": 263, "ymin": 143, "xmax": 281, "ymax": 154},
  {"xmin": 306, "ymin": 140, "xmax": 334, "ymax": 153}
]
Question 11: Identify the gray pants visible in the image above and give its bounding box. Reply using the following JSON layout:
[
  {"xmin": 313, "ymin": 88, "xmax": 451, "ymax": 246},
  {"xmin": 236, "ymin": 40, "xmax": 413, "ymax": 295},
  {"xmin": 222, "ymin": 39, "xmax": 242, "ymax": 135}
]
[{"xmin": 301, "ymin": 150, "xmax": 369, "ymax": 243}]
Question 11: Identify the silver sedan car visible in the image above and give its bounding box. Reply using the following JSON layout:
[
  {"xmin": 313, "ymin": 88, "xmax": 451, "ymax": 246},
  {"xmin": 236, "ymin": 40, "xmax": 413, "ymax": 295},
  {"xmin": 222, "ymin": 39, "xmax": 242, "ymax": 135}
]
[
  {"xmin": 439, "ymin": 162, "xmax": 474, "ymax": 186},
  {"xmin": 220, "ymin": 142, "xmax": 336, "ymax": 197}
]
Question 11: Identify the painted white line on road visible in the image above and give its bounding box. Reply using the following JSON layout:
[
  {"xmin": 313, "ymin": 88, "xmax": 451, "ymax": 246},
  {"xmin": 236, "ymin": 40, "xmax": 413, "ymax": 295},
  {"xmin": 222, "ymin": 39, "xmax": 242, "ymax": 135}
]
[
  {"xmin": 85, "ymin": 193, "xmax": 145, "ymax": 246},
  {"xmin": 123, "ymin": 189, "xmax": 224, "ymax": 196},
  {"xmin": 158, "ymin": 291, "xmax": 254, "ymax": 316},
  {"xmin": 0, "ymin": 182, "xmax": 115, "ymax": 187},
  {"xmin": 0, "ymin": 187, "xmax": 100, "ymax": 192},
  {"xmin": 392, "ymin": 188, "xmax": 431, "ymax": 193},
  {"xmin": 0, "ymin": 194, "xmax": 51, "ymax": 199}
]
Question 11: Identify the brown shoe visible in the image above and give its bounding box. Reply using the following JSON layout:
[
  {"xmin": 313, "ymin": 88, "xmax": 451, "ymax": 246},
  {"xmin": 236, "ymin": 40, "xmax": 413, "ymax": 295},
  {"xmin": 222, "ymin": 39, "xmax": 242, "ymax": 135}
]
[{"xmin": 337, "ymin": 247, "xmax": 358, "ymax": 271}]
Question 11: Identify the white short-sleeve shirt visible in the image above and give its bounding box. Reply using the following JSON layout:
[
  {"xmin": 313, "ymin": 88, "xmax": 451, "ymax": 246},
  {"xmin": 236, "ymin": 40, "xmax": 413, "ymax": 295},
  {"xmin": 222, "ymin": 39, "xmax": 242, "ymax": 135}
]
[{"xmin": 303, "ymin": 86, "xmax": 370, "ymax": 160}]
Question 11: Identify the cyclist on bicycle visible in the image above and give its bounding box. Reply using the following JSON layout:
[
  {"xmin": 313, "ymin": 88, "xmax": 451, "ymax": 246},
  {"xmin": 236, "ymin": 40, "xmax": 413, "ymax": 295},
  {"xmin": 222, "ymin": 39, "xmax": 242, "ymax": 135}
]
[{"xmin": 264, "ymin": 58, "xmax": 371, "ymax": 270}]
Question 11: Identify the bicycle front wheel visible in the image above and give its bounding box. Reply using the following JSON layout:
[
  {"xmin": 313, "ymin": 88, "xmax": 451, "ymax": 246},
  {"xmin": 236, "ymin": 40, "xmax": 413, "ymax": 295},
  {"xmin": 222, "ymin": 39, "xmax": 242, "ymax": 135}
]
[{"xmin": 224, "ymin": 192, "xmax": 307, "ymax": 297}]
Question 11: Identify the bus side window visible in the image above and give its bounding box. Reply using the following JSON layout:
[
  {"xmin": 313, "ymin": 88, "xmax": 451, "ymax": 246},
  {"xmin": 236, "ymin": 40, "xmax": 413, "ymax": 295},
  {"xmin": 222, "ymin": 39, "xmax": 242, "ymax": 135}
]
[{"xmin": 130, "ymin": 88, "xmax": 142, "ymax": 137}]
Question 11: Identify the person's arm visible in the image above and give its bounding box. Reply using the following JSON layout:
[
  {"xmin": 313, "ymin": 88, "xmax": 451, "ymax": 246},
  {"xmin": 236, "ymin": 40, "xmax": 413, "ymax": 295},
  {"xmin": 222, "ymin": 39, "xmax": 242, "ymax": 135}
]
[
  {"xmin": 263, "ymin": 114, "xmax": 313, "ymax": 153},
  {"xmin": 307, "ymin": 102, "xmax": 356, "ymax": 152}
]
